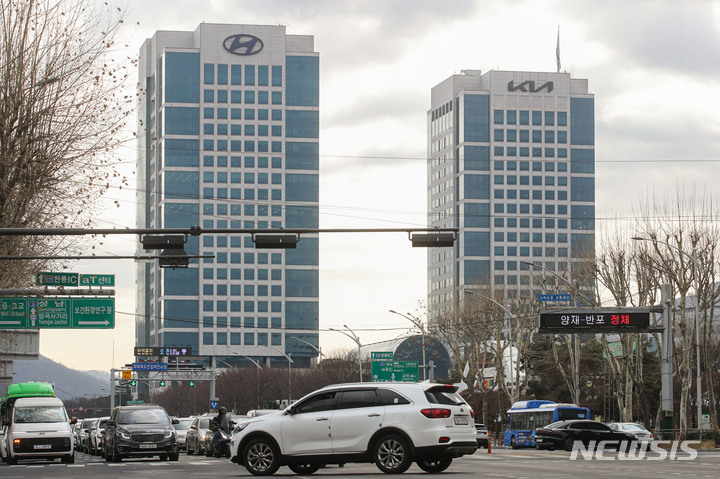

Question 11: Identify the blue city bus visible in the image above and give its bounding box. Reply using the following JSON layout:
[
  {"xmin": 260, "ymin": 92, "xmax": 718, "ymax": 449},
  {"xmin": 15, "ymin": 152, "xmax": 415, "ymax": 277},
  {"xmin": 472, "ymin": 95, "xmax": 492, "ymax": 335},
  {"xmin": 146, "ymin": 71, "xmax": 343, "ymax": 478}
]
[{"xmin": 504, "ymin": 400, "xmax": 590, "ymax": 448}]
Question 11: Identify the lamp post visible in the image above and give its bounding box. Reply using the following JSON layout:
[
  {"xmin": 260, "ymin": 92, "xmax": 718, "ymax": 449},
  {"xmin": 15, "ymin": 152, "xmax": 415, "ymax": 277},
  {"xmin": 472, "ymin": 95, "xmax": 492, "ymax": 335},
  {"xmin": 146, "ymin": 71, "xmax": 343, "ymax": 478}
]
[
  {"xmin": 264, "ymin": 346, "xmax": 294, "ymax": 402},
  {"xmin": 288, "ymin": 337, "xmax": 324, "ymax": 371},
  {"xmin": 466, "ymin": 291, "xmax": 516, "ymax": 403},
  {"xmin": 330, "ymin": 326, "xmax": 363, "ymax": 382},
  {"xmin": 632, "ymin": 236, "xmax": 702, "ymax": 430},
  {"xmin": 236, "ymin": 355, "xmax": 263, "ymax": 409},
  {"xmin": 522, "ymin": 259, "xmax": 584, "ymax": 406},
  {"xmin": 389, "ymin": 310, "xmax": 427, "ymax": 381}
]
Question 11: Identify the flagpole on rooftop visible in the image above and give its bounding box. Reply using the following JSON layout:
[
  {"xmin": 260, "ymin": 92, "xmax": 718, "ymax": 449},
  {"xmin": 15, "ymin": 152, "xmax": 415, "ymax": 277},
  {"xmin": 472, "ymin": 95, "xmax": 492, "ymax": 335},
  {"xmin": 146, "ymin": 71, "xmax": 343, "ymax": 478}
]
[{"xmin": 556, "ymin": 25, "xmax": 561, "ymax": 73}]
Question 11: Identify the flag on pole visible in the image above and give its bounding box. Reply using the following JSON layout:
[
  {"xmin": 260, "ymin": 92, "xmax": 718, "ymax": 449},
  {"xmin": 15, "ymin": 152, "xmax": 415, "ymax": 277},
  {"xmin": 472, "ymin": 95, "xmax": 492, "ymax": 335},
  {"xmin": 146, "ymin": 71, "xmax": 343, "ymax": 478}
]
[{"xmin": 556, "ymin": 26, "xmax": 561, "ymax": 73}]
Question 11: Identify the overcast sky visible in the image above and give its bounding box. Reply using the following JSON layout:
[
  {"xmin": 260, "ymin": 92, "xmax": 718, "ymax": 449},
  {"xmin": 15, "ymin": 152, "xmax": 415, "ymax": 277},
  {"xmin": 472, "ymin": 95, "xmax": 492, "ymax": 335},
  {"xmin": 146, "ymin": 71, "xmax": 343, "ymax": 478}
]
[{"xmin": 36, "ymin": 0, "xmax": 720, "ymax": 374}]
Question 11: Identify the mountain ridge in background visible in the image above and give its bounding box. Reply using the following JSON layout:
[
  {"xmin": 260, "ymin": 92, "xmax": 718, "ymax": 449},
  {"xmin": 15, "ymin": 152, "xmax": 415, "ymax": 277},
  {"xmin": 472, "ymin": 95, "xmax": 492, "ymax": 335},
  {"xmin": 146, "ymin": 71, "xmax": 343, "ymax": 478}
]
[{"xmin": 0, "ymin": 355, "xmax": 110, "ymax": 401}]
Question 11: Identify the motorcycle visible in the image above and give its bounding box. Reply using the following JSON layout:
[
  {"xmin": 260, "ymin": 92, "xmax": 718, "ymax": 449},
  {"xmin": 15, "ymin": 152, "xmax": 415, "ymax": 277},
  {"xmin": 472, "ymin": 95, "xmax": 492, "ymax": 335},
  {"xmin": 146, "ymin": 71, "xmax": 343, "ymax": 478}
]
[{"xmin": 207, "ymin": 428, "xmax": 231, "ymax": 458}]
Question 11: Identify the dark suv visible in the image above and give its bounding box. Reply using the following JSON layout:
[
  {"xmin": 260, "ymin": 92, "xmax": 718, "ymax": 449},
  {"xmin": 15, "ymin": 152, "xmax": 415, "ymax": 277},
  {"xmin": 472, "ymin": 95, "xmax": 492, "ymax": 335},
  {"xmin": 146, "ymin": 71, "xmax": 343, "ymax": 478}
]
[{"xmin": 104, "ymin": 405, "xmax": 179, "ymax": 462}]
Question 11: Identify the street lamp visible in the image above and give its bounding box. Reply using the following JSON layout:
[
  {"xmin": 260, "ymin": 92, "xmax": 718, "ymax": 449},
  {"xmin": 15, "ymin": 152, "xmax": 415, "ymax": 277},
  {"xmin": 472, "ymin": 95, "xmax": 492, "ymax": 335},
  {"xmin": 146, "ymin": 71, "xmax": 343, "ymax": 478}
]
[
  {"xmin": 288, "ymin": 337, "xmax": 324, "ymax": 371},
  {"xmin": 632, "ymin": 235, "xmax": 702, "ymax": 430},
  {"xmin": 465, "ymin": 291, "xmax": 517, "ymax": 403},
  {"xmin": 522, "ymin": 259, "xmax": 584, "ymax": 406},
  {"xmin": 236, "ymin": 355, "xmax": 263, "ymax": 409},
  {"xmin": 389, "ymin": 310, "xmax": 427, "ymax": 381},
  {"xmin": 330, "ymin": 326, "xmax": 363, "ymax": 382},
  {"xmin": 264, "ymin": 346, "xmax": 294, "ymax": 402}
]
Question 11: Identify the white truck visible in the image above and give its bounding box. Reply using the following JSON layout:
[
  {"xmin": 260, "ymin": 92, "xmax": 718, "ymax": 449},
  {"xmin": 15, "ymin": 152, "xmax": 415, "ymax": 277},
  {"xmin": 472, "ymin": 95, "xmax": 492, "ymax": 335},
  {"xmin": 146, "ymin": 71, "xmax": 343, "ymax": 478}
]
[{"xmin": 2, "ymin": 383, "xmax": 76, "ymax": 465}]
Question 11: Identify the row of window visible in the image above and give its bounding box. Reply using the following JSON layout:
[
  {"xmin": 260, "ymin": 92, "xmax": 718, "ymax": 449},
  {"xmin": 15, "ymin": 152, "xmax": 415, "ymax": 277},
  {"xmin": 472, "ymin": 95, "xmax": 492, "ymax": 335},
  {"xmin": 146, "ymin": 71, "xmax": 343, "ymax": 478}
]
[
  {"xmin": 203, "ymin": 284, "xmax": 280, "ymax": 296},
  {"xmin": 494, "ymin": 160, "xmax": 567, "ymax": 171},
  {"xmin": 204, "ymin": 123, "xmax": 283, "ymax": 137},
  {"xmin": 202, "ymin": 171, "xmax": 284, "ymax": 185},
  {"xmin": 494, "ymin": 245, "xmax": 569, "ymax": 255},
  {"xmin": 203, "ymin": 89, "xmax": 283, "ymax": 105},
  {"xmin": 494, "ymin": 129, "xmax": 568, "ymax": 143},
  {"xmin": 203, "ymin": 64, "xmax": 283, "ymax": 87},
  {"xmin": 494, "ymin": 147, "xmax": 567, "ymax": 158},
  {"xmin": 494, "ymin": 109, "xmax": 568, "ymax": 126},
  {"xmin": 202, "ymin": 155, "xmax": 281, "ymax": 168},
  {"xmin": 203, "ymin": 316, "xmax": 282, "ymax": 328},
  {"xmin": 203, "ymin": 331, "xmax": 282, "ymax": 346},
  {"xmin": 494, "ymin": 175, "xmax": 568, "ymax": 186},
  {"xmin": 201, "ymin": 139, "xmax": 282, "ymax": 152},
  {"xmin": 204, "ymin": 108, "xmax": 282, "ymax": 121},
  {"xmin": 201, "ymin": 268, "xmax": 282, "ymax": 280}
]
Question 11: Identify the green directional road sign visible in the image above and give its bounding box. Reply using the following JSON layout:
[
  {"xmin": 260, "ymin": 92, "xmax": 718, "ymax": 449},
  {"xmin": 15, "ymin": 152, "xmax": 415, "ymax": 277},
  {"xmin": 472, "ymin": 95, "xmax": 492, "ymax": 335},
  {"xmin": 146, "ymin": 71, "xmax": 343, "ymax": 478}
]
[
  {"xmin": 72, "ymin": 298, "xmax": 114, "ymax": 328},
  {"xmin": 79, "ymin": 274, "xmax": 115, "ymax": 287},
  {"xmin": 29, "ymin": 298, "xmax": 71, "ymax": 328},
  {"xmin": 371, "ymin": 360, "xmax": 419, "ymax": 383},
  {"xmin": 0, "ymin": 298, "xmax": 28, "ymax": 328},
  {"xmin": 36, "ymin": 272, "xmax": 79, "ymax": 287},
  {"xmin": 0, "ymin": 297, "xmax": 114, "ymax": 329},
  {"xmin": 371, "ymin": 351, "xmax": 394, "ymax": 360}
]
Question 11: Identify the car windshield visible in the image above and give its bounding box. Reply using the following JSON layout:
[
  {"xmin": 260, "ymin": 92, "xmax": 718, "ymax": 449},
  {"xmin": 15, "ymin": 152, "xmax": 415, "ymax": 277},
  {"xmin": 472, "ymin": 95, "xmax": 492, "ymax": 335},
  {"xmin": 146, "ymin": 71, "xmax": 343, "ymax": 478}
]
[
  {"xmin": 175, "ymin": 419, "xmax": 193, "ymax": 430},
  {"xmin": 198, "ymin": 418, "xmax": 210, "ymax": 429},
  {"xmin": 14, "ymin": 406, "xmax": 66, "ymax": 423},
  {"xmin": 117, "ymin": 408, "xmax": 169, "ymax": 425},
  {"xmin": 98, "ymin": 419, "xmax": 110, "ymax": 428},
  {"xmin": 622, "ymin": 424, "xmax": 646, "ymax": 431}
]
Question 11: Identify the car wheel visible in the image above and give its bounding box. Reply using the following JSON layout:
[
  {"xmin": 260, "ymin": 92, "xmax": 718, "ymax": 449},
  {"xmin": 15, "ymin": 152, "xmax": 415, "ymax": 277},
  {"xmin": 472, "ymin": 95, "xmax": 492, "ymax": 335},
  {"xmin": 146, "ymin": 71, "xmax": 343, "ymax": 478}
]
[
  {"xmin": 373, "ymin": 434, "xmax": 412, "ymax": 474},
  {"xmin": 111, "ymin": 445, "xmax": 122, "ymax": 463},
  {"xmin": 169, "ymin": 451, "xmax": 180, "ymax": 461},
  {"xmin": 563, "ymin": 437, "xmax": 574, "ymax": 452},
  {"xmin": 205, "ymin": 445, "xmax": 213, "ymax": 457},
  {"xmin": 186, "ymin": 444, "xmax": 193, "ymax": 455},
  {"xmin": 288, "ymin": 464, "xmax": 321, "ymax": 474},
  {"xmin": 61, "ymin": 454, "xmax": 75, "ymax": 464},
  {"xmin": 243, "ymin": 437, "xmax": 280, "ymax": 476},
  {"xmin": 417, "ymin": 456, "xmax": 453, "ymax": 473},
  {"xmin": 8, "ymin": 455, "xmax": 17, "ymax": 465},
  {"xmin": 159, "ymin": 454, "xmax": 168, "ymax": 461}
]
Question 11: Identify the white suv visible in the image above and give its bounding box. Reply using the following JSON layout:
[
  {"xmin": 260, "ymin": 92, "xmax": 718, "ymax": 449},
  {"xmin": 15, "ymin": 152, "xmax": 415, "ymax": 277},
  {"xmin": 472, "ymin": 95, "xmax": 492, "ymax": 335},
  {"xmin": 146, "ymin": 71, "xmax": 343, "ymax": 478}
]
[{"xmin": 230, "ymin": 382, "xmax": 476, "ymax": 475}]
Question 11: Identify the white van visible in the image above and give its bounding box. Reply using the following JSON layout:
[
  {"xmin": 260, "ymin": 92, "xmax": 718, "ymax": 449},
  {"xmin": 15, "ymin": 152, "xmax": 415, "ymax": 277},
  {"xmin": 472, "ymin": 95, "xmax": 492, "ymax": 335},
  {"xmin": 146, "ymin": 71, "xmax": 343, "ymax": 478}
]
[{"xmin": 3, "ymin": 396, "xmax": 75, "ymax": 464}]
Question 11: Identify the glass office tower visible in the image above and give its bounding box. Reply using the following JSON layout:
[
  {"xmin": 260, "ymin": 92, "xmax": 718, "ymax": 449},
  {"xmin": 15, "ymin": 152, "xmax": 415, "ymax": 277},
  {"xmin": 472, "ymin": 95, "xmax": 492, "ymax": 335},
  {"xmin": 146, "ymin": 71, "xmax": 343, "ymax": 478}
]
[
  {"xmin": 427, "ymin": 70, "xmax": 594, "ymax": 314},
  {"xmin": 136, "ymin": 24, "xmax": 319, "ymax": 369}
]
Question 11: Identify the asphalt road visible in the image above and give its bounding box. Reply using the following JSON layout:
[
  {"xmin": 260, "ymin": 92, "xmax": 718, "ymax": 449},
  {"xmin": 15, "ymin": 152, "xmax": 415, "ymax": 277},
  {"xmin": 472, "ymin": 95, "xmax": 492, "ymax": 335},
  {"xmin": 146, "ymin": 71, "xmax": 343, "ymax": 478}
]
[{"xmin": 3, "ymin": 447, "xmax": 720, "ymax": 478}]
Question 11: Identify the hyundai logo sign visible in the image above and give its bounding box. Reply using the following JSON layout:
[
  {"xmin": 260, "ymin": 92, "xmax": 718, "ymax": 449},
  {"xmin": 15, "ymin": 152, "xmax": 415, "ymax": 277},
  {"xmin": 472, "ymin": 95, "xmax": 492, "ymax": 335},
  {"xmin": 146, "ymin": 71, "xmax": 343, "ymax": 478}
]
[{"xmin": 223, "ymin": 34, "xmax": 264, "ymax": 56}]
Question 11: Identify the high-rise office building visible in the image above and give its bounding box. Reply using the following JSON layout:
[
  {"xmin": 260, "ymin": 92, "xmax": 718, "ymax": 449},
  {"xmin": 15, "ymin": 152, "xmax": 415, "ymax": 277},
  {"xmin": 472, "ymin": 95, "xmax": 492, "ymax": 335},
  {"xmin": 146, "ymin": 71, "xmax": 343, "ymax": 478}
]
[
  {"xmin": 427, "ymin": 70, "xmax": 594, "ymax": 313},
  {"xmin": 136, "ymin": 24, "xmax": 319, "ymax": 368}
]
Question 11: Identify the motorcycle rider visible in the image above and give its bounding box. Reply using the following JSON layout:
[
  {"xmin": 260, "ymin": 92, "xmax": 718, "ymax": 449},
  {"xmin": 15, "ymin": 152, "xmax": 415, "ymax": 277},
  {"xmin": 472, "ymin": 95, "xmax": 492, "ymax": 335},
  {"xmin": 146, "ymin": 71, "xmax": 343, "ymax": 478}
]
[{"xmin": 212, "ymin": 406, "xmax": 231, "ymax": 457}]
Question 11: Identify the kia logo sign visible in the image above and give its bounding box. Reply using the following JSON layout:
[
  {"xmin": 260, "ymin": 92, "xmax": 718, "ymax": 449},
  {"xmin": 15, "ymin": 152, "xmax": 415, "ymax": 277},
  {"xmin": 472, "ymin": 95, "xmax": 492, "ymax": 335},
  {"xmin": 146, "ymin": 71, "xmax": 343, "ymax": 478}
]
[
  {"xmin": 223, "ymin": 34, "xmax": 264, "ymax": 56},
  {"xmin": 507, "ymin": 80, "xmax": 553, "ymax": 93}
]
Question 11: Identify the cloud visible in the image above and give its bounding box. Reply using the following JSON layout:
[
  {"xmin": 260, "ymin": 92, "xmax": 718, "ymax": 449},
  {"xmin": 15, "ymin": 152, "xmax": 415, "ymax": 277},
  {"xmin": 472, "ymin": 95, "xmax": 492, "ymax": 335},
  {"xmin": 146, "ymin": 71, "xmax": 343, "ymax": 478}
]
[{"xmin": 561, "ymin": 0, "xmax": 720, "ymax": 76}]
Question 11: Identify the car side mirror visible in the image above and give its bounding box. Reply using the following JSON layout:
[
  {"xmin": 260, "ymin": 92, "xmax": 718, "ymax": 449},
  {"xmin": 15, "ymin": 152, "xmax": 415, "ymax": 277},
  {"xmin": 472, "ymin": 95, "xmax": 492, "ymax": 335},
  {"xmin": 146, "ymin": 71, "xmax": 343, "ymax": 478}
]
[
  {"xmin": 171, "ymin": 418, "xmax": 179, "ymax": 425},
  {"xmin": 70, "ymin": 417, "xmax": 77, "ymax": 425},
  {"xmin": 230, "ymin": 420, "xmax": 236, "ymax": 426},
  {"xmin": 2, "ymin": 418, "xmax": 9, "ymax": 427}
]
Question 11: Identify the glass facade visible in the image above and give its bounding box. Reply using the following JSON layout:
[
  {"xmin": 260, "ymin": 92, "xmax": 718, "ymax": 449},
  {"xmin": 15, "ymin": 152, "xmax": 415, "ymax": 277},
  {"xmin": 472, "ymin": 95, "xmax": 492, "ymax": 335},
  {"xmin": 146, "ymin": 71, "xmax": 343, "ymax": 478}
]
[
  {"xmin": 428, "ymin": 71, "xmax": 595, "ymax": 313},
  {"xmin": 138, "ymin": 24, "xmax": 319, "ymax": 369}
]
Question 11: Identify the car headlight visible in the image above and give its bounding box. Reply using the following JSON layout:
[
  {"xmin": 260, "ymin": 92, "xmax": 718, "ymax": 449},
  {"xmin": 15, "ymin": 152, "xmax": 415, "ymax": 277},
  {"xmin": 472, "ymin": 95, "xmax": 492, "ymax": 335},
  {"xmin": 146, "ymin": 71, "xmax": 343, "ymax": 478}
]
[
  {"xmin": 233, "ymin": 422, "xmax": 249, "ymax": 434},
  {"xmin": 200, "ymin": 434, "xmax": 206, "ymax": 441},
  {"xmin": 164, "ymin": 430, "xmax": 175, "ymax": 439},
  {"xmin": 119, "ymin": 431, "xmax": 131, "ymax": 439}
]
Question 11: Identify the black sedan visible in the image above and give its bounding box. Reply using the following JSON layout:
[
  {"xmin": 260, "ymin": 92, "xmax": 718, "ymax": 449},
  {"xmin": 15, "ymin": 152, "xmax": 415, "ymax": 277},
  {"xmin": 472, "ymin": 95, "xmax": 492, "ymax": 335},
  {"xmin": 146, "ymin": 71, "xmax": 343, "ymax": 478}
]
[{"xmin": 535, "ymin": 420, "xmax": 637, "ymax": 451}]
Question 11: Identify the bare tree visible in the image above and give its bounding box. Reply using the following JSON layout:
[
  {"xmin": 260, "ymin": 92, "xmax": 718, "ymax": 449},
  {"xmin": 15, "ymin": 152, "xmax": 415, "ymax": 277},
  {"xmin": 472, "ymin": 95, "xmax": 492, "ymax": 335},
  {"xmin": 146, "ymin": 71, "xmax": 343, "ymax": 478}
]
[{"xmin": 0, "ymin": 0, "xmax": 132, "ymax": 286}]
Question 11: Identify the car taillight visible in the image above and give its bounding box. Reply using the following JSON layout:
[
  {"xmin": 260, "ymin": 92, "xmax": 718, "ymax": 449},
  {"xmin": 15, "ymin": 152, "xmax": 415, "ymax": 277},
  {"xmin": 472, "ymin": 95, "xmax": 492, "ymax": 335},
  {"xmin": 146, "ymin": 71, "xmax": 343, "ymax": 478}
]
[
  {"xmin": 649, "ymin": 433, "xmax": 654, "ymax": 438},
  {"xmin": 421, "ymin": 408, "xmax": 451, "ymax": 419},
  {"xmin": 470, "ymin": 410, "xmax": 475, "ymax": 418}
]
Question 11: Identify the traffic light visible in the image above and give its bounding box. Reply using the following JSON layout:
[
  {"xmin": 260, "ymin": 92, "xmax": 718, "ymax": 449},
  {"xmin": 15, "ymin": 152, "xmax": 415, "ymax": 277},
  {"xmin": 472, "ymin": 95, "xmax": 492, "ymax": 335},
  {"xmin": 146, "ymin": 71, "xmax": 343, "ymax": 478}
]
[
  {"xmin": 159, "ymin": 380, "xmax": 166, "ymax": 387},
  {"xmin": 130, "ymin": 380, "xmax": 137, "ymax": 387},
  {"xmin": 188, "ymin": 381, "xmax": 195, "ymax": 387}
]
